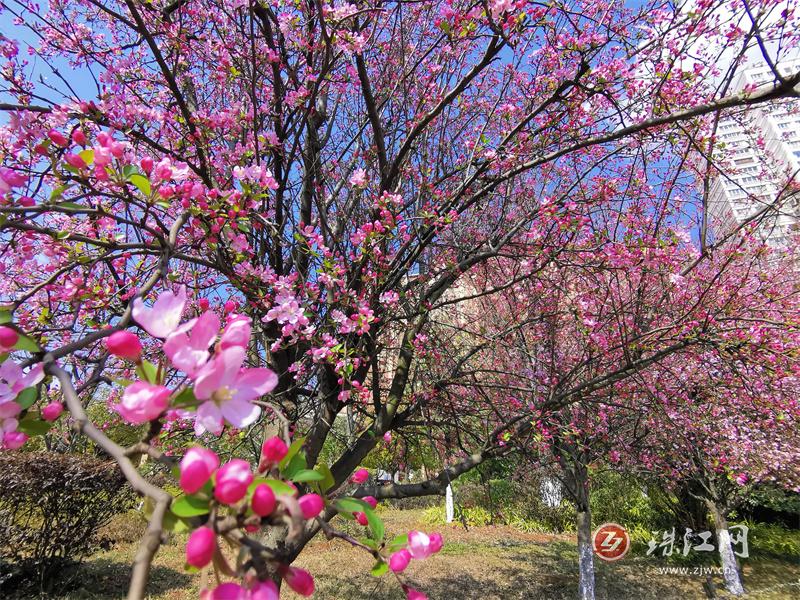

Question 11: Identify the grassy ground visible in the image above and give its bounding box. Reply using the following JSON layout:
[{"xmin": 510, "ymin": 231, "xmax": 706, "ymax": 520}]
[{"xmin": 15, "ymin": 509, "xmax": 800, "ymax": 599}]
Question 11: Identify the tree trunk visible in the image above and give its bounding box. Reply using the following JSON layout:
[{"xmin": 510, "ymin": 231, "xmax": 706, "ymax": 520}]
[
  {"xmin": 707, "ymin": 500, "xmax": 744, "ymax": 595},
  {"xmin": 445, "ymin": 484, "xmax": 454, "ymax": 523},
  {"xmin": 576, "ymin": 506, "xmax": 596, "ymax": 600}
]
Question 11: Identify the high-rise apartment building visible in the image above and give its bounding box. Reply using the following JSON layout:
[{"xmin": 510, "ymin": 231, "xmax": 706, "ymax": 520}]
[{"xmin": 707, "ymin": 59, "xmax": 800, "ymax": 248}]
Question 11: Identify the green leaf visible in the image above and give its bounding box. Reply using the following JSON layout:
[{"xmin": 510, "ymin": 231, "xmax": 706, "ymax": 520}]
[
  {"xmin": 122, "ymin": 165, "xmax": 139, "ymax": 179},
  {"xmin": 136, "ymin": 360, "xmax": 159, "ymax": 384},
  {"xmin": 370, "ymin": 560, "xmax": 389, "ymax": 577},
  {"xmin": 16, "ymin": 387, "xmax": 38, "ymax": 410},
  {"xmin": 278, "ymin": 436, "xmax": 306, "ymax": 470},
  {"xmin": 13, "ymin": 334, "xmax": 40, "ymax": 353},
  {"xmin": 291, "ymin": 469, "xmax": 325, "ymax": 483},
  {"xmin": 316, "ymin": 463, "xmax": 336, "ymax": 492},
  {"xmin": 49, "ymin": 185, "xmax": 70, "ymax": 202},
  {"xmin": 173, "ymin": 387, "xmax": 199, "ymax": 408},
  {"xmin": 170, "ymin": 495, "xmax": 210, "ymax": 518},
  {"xmin": 334, "ymin": 497, "xmax": 370, "ymax": 514},
  {"xmin": 386, "ymin": 533, "xmax": 409, "ymax": 553},
  {"xmin": 57, "ymin": 201, "xmax": 84, "ymax": 210},
  {"xmin": 163, "ymin": 511, "xmax": 190, "ymax": 533},
  {"xmin": 129, "ymin": 173, "xmax": 151, "ymax": 196},
  {"xmin": 257, "ymin": 478, "xmax": 297, "ymax": 497},
  {"xmin": 363, "ymin": 506, "xmax": 384, "ymax": 542},
  {"xmin": 281, "ymin": 452, "xmax": 307, "ymax": 479},
  {"xmin": 0, "ymin": 309, "xmax": 12, "ymax": 324},
  {"xmin": 18, "ymin": 417, "xmax": 52, "ymax": 436},
  {"xmin": 79, "ymin": 149, "xmax": 95, "ymax": 165}
]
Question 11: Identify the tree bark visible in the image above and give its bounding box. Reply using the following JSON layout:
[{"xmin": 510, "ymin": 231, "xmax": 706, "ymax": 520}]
[
  {"xmin": 445, "ymin": 484, "xmax": 454, "ymax": 523},
  {"xmin": 707, "ymin": 499, "xmax": 744, "ymax": 596},
  {"xmin": 576, "ymin": 506, "xmax": 596, "ymax": 600}
]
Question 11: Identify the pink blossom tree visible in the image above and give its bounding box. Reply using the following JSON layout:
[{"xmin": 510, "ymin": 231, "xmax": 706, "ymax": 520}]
[{"xmin": 1, "ymin": 0, "xmax": 799, "ymax": 597}]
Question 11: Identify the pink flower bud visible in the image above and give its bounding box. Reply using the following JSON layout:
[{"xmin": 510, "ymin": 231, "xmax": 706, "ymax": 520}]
[
  {"xmin": 351, "ymin": 468, "xmax": 369, "ymax": 484},
  {"xmin": 408, "ymin": 530, "xmax": 434, "ymax": 559},
  {"xmin": 224, "ymin": 300, "xmax": 236, "ymax": 313},
  {"xmin": 198, "ymin": 298, "xmax": 210, "ymax": 311},
  {"xmin": 389, "ymin": 549, "xmax": 411, "ymax": 573},
  {"xmin": 116, "ymin": 381, "xmax": 170, "ymax": 424},
  {"xmin": 104, "ymin": 331, "xmax": 143, "ymax": 360},
  {"xmin": 141, "ymin": 156, "xmax": 154, "ymax": 174},
  {"xmin": 209, "ymin": 582, "xmax": 247, "ymax": 600},
  {"xmin": 71, "ymin": 130, "xmax": 87, "ymax": 145},
  {"xmin": 249, "ymin": 580, "xmax": 279, "ymax": 600},
  {"xmin": 259, "ymin": 436, "xmax": 288, "ymax": 469},
  {"xmin": 355, "ymin": 511, "xmax": 368, "ymax": 526},
  {"xmin": 41, "ymin": 402, "xmax": 64, "ymax": 422},
  {"xmin": 47, "ymin": 129, "xmax": 69, "ymax": 147},
  {"xmin": 186, "ymin": 527, "xmax": 216, "ymax": 568},
  {"xmin": 64, "ymin": 153, "xmax": 87, "ymax": 169},
  {"xmin": 251, "ymin": 484, "xmax": 276, "ymax": 517},
  {"xmin": 362, "ymin": 495, "xmax": 378, "ymax": 509},
  {"xmin": 2, "ymin": 431, "xmax": 28, "ymax": 450},
  {"xmin": 298, "ymin": 493, "xmax": 324, "ymax": 520},
  {"xmin": 383, "ymin": 431, "xmax": 392, "ymax": 443},
  {"xmin": 404, "ymin": 586, "xmax": 428, "ymax": 600},
  {"xmin": 0, "ymin": 325, "xmax": 19, "ymax": 350},
  {"xmin": 283, "ymin": 567, "xmax": 314, "ymax": 597},
  {"xmin": 179, "ymin": 447, "xmax": 219, "ymax": 494},
  {"xmin": 214, "ymin": 459, "xmax": 253, "ymax": 505},
  {"xmin": 429, "ymin": 532, "xmax": 443, "ymax": 554}
]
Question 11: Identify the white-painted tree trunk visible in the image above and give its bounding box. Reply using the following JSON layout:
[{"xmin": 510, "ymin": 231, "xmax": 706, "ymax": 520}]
[
  {"xmin": 709, "ymin": 501, "xmax": 744, "ymax": 596},
  {"xmin": 577, "ymin": 509, "xmax": 595, "ymax": 600},
  {"xmin": 445, "ymin": 484, "xmax": 454, "ymax": 523}
]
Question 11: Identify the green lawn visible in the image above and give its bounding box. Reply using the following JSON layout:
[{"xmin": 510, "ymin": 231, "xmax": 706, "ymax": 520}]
[{"xmin": 11, "ymin": 509, "xmax": 800, "ymax": 599}]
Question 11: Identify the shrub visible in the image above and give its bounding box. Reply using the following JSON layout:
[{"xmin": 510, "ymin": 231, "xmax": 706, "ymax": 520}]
[{"xmin": 0, "ymin": 452, "xmax": 134, "ymax": 592}]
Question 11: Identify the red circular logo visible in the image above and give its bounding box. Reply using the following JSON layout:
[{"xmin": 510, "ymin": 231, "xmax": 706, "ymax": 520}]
[{"xmin": 592, "ymin": 522, "xmax": 630, "ymax": 562}]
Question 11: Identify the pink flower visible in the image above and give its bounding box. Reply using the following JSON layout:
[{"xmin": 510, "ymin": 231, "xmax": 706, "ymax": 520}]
[
  {"xmin": 208, "ymin": 583, "xmax": 247, "ymax": 600},
  {"xmin": 0, "ymin": 326, "xmax": 19, "ymax": 352},
  {"xmin": 429, "ymin": 532, "xmax": 443, "ymax": 553},
  {"xmin": 41, "ymin": 402, "xmax": 64, "ymax": 422},
  {"xmin": 408, "ymin": 530, "xmax": 436, "ymax": 560},
  {"xmin": 0, "ymin": 361, "xmax": 44, "ymax": 405},
  {"xmin": 735, "ymin": 473, "xmax": 748, "ymax": 485},
  {"xmin": 355, "ymin": 512, "xmax": 368, "ymax": 526},
  {"xmin": 219, "ymin": 316, "xmax": 251, "ymax": 351},
  {"xmin": 0, "ymin": 167, "xmax": 27, "ymax": 193},
  {"xmin": 349, "ymin": 168, "xmax": 367, "ymax": 187},
  {"xmin": 214, "ymin": 459, "xmax": 253, "ymax": 505},
  {"xmin": 132, "ymin": 287, "xmax": 187, "ymax": 338},
  {"xmin": 251, "ymin": 484, "xmax": 276, "ymax": 516},
  {"xmin": 71, "ymin": 129, "xmax": 86, "ymax": 145},
  {"xmin": 163, "ymin": 310, "xmax": 220, "ymax": 375},
  {"xmin": 186, "ymin": 526, "xmax": 216, "ymax": 568},
  {"xmin": 193, "ymin": 347, "xmax": 278, "ymax": 435},
  {"xmin": 283, "ymin": 567, "xmax": 314, "ymax": 597},
  {"xmin": 104, "ymin": 331, "xmax": 143, "ymax": 360},
  {"xmin": 47, "ymin": 129, "xmax": 69, "ymax": 147},
  {"xmin": 383, "ymin": 431, "xmax": 392, "ymax": 443},
  {"xmin": 115, "ymin": 381, "xmax": 170, "ymax": 424},
  {"xmin": 179, "ymin": 447, "xmax": 219, "ymax": 494},
  {"xmin": 259, "ymin": 436, "xmax": 288, "ymax": 469},
  {"xmin": 362, "ymin": 496, "xmax": 378, "ymax": 509},
  {"xmin": 351, "ymin": 468, "xmax": 369, "ymax": 484},
  {"xmin": 298, "ymin": 494, "xmax": 324, "ymax": 519},
  {"xmin": 249, "ymin": 581, "xmax": 279, "ymax": 600},
  {"xmin": 389, "ymin": 549, "xmax": 411, "ymax": 573},
  {"xmin": 404, "ymin": 586, "xmax": 428, "ymax": 600},
  {"xmin": 2, "ymin": 430, "xmax": 27, "ymax": 450},
  {"xmin": 64, "ymin": 153, "xmax": 87, "ymax": 169}
]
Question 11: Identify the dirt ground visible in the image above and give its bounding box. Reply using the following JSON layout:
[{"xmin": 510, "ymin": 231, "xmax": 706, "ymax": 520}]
[{"xmin": 26, "ymin": 509, "xmax": 800, "ymax": 599}]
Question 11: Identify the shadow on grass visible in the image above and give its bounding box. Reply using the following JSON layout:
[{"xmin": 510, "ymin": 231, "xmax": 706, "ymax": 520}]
[{"xmin": 3, "ymin": 559, "xmax": 191, "ymax": 599}]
